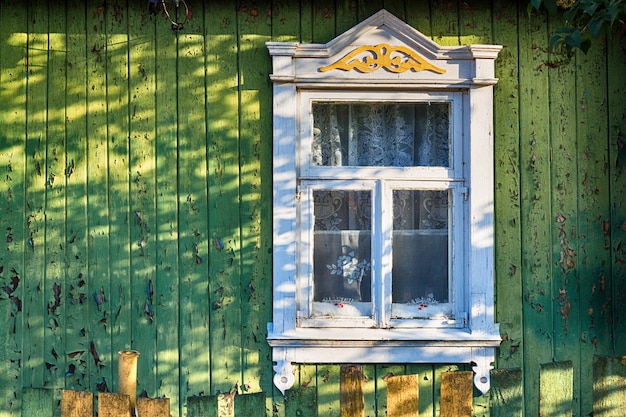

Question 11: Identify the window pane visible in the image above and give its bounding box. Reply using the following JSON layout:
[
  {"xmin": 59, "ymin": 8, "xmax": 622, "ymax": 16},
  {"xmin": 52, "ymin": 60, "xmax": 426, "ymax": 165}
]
[
  {"xmin": 391, "ymin": 190, "xmax": 451, "ymax": 319},
  {"xmin": 312, "ymin": 102, "xmax": 450, "ymax": 167},
  {"xmin": 312, "ymin": 190, "xmax": 372, "ymax": 318}
]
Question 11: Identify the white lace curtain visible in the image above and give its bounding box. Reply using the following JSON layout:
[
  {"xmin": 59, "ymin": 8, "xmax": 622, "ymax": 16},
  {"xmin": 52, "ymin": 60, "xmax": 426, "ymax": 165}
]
[{"xmin": 312, "ymin": 102, "xmax": 449, "ymax": 168}]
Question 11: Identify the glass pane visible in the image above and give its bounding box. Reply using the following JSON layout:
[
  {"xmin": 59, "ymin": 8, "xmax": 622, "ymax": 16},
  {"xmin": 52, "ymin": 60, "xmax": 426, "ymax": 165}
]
[
  {"xmin": 312, "ymin": 102, "xmax": 450, "ymax": 167},
  {"xmin": 391, "ymin": 190, "xmax": 451, "ymax": 319},
  {"xmin": 312, "ymin": 190, "xmax": 372, "ymax": 318}
]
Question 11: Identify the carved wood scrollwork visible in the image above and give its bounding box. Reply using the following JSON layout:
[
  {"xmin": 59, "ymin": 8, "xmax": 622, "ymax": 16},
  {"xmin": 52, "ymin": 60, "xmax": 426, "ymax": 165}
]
[{"xmin": 319, "ymin": 44, "xmax": 446, "ymax": 74}]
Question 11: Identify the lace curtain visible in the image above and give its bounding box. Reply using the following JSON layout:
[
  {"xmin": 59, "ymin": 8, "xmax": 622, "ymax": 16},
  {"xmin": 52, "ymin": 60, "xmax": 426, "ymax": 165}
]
[
  {"xmin": 310, "ymin": 103, "xmax": 450, "ymax": 314},
  {"xmin": 312, "ymin": 102, "xmax": 449, "ymax": 168}
]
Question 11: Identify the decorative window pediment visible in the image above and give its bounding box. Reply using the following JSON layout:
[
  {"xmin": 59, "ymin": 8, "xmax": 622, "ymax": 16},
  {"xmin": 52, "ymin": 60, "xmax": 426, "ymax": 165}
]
[{"xmin": 267, "ymin": 9, "xmax": 502, "ymax": 396}]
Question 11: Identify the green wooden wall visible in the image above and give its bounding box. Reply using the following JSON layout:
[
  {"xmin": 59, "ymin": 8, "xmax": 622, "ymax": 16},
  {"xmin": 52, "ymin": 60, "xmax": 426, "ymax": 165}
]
[{"xmin": 0, "ymin": 0, "xmax": 624, "ymax": 416}]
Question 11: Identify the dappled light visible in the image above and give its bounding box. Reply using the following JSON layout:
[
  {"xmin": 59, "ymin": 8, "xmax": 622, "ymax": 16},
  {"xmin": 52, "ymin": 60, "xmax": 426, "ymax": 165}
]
[{"xmin": 0, "ymin": 1, "xmax": 625, "ymax": 417}]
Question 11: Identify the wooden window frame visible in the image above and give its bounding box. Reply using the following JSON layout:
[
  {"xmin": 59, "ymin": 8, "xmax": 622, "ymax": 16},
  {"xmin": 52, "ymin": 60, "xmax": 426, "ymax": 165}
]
[{"xmin": 266, "ymin": 9, "xmax": 502, "ymax": 395}]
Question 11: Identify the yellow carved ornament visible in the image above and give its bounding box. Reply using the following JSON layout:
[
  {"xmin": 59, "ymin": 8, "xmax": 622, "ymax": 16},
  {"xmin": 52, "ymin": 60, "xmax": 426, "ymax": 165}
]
[{"xmin": 319, "ymin": 43, "xmax": 446, "ymax": 74}]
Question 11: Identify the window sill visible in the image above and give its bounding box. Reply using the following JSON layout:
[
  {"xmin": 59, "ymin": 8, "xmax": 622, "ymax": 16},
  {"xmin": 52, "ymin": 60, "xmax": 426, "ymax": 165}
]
[
  {"xmin": 267, "ymin": 325, "xmax": 501, "ymax": 345},
  {"xmin": 268, "ymin": 324, "xmax": 501, "ymax": 395}
]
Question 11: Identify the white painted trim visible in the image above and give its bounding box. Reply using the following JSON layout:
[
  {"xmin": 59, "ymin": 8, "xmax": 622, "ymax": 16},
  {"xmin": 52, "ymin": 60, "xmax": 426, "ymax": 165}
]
[{"xmin": 268, "ymin": 8, "xmax": 501, "ymax": 395}]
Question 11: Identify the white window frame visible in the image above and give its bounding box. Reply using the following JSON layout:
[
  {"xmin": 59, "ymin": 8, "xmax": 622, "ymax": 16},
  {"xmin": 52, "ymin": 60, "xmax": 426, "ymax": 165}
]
[{"xmin": 267, "ymin": 9, "xmax": 502, "ymax": 395}]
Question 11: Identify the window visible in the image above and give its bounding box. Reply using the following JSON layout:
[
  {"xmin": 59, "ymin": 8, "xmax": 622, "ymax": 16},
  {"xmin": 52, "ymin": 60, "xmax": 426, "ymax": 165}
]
[
  {"xmin": 300, "ymin": 93, "xmax": 464, "ymax": 329},
  {"xmin": 267, "ymin": 10, "xmax": 502, "ymax": 395}
]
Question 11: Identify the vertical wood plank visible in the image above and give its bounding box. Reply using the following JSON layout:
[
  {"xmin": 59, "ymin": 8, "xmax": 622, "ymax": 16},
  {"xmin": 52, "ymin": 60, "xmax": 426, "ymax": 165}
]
[
  {"xmin": 406, "ymin": 1, "xmax": 432, "ymax": 39},
  {"xmin": 154, "ymin": 0, "xmax": 181, "ymax": 410},
  {"xmin": 105, "ymin": 0, "xmax": 132, "ymax": 390},
  {"xmin": 237, "ymin": 0, "xmax": 273, "ymax": 403},
  {"xmin": 360, "ymin": 365, "xmax": 376, "ymax": 417},
  {"xmin": 64, "ymin": 0, "xmax": 90, "ymax": 392},
  {"xmin": 357, "ymin": 0, "xmax": 383, "ymax": 22},
  {"xmin": 607, "ymin": 11, "xmax": 626, "ymax": 358},
  {"xmin": 21, "ymin": 388, "xmax": 54, "ymax": 417},
  {"xmin": 24, "ymin": 0, "xmax": 49, "ymax": 389},
  {"xmin": 539, "ymin": 361, "xmax": 573, "ymax": 416},
  {"xmin": 127, "ymin": 1, "xmax": 158, "ymax": 398},
  {"xmin": 546, "ymin": 14, "xmax": 581, "ymax": 417},
  {"xmin": 187, "ymin": 395, "xmax": 218, "ymax": 417},
  {"xmin": 44, "ymin": 0, "xmax": 68, "ymax": 391},
  {"xmin": 459, "ymin": 0, "xmax": 492, "ymax": 45},
  {"xmin": 284, "ymin": 365, "xmax": 318, "ymax": 417},
  {"xmin": 234, "ymin": 392, "xmax": 267, "ymax": 417},
  {"xmin": 492, "ymin": 0, "xmax": 523, "ymax": 373},
  {"xmin": 439, "ymin": 371, "xmax": 473, "ymax": 417},
  {"xmin": 430, "ymin": 0, "xmax": 460, "ymax": 46},
  {"xmin": 409, "ymin": 365, "xmax": 435, "ymax": 417},
  {"xmin": 312, "ymin": 0, "xmax": 337, "ymax": 43},
  {"xmin": 62, "ymin": 390, "xmax": 94, "ymax": 417},
  {"xmin": 98, "ymin": 392, "xmax": 130, "ymax": 417},
  {"xmin": 340, "ymin": 365, "xmax": 364, "ymax": 417},
  {"xmin": 317, "ymin": 365, "xmax": 341, "ymax": 416},
  {"xmin": 386, "ymin": 374, "xmax": 419, "ymax": 417},
  {"xmin": 269, "ymin": 1, "xmax": 301, "ymax": 43},
  {"xmin": 285, "ymin": 385, "xmax": 318, "ymax": 417},
  {"xmin": 178, "ymin": 2, "xmax": 211, "ymax": 410},
  {"xmin": 433, "ymin": 365, "xmax": 460, "ymax": 416},
  {"xmin": 593, "ymin": 355, "xmax": 626, "ymax": 417},
  {"xmin": 136, "ymin": 397, "xmax": 170, "ymax": 417},
  {"xmin": 380, "ymin": 0, "xmax": 406, "ymax": 22},
  {"xmin": 489, "ymin": 368, "xmax": 523, "ymax": 417},
  {"xmin": 576, "ymin": 31, "xmax": 612, "ymax": 417},
  {"xmin": 518, "ymin": 5, "xmax": 554, "ymax": 416},
  {"xmin": 206, "ymin": 0, "xmax": 242, "ymax": 395},
  {"xmin": 335, "ymin": 0, "xmax": 358, "ymax": 37},
  {"xmin": 85, "ymin": 0, "xmax": 114, "ymax": 393},
  {"xmin": 0, "ymin": 1, "xmax": 27, "ymax": 413},
  {"xmin": 376, "ymin": 365, "xmax": 406, "ymax": 417}
]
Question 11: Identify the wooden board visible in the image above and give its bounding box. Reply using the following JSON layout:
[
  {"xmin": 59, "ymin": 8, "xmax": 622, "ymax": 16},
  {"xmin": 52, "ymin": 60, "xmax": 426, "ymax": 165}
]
[
  {"xmin": 234, "ymin": 392, "xmax": 267, "ymax": 417},
  {"xmin": 104, "ymin": 0, "xmax": 133, "ymax": 398},
  {"xmin": 575, "ymin": 29, "xmax": 613, "ymax": 417},
  {"xmin": 205, "ymin": 0, "xmax": 242, "ymax": 395},
  {"xmin": 23, "ymin": 0, "xmax": 49, "ymax": 390},
  {"xmin": 152, "ymin": 0, "xmax": 182, "ymax": 410},
  {"xmin": 492, "ymin": 0, "xmax": 523, "ymax": 372},
  {"xmin": 62, "ymin": 390, "xmax": 94, "ymax": 417},
  {"xmin": 63, "ymin": 0, "xmax": 90, "ymax": 392},
  {"xmin": 386, "ymin": 374, "xmax": 419, "ymax": 417},
  {"xmin": 539, "ymin": 361, "xmax": 573, "ymax": 416},
  {"xmin": 21, "ymin": 388, "xmax": 53, "ymax": 417},
  {"xmin": 0, "ymin": 0, "xmax": 27, "ymax": 413},
  {"xmin": 592, "ymin": 355, "xmax": 626, "ymax": 417},
  {"xmin": 517, "ymin": 5, "xmax": 554, "ymax": 416},
  {"xmin": 490, "ymin": 368, "xmax": 523, "ymax": 417},
  {"xmin": 137, "ymin": 397, "xmax": 171, "ymax": 417},
  {"xmin": 127, "ymin": 0, "xmax": 158, "ymax": 398},
  {"xmin": 340, "ymin": 365, "xmax": 364, "ymax": 417},
  {"xmin": 98, "ymin": 392, "xmax": 130, "ymax": 417},
  {"xmin": 187, "ymin": 395, "xmax": 218, "ymax": 417},
  {"xmin": 178, "ymin": 2, "xmax": 212, "ymax": 408},
  {"xmin": 237, "ymin": 1, "xmax": 273, "ymax": 404},
  {"xmin": 439, "ymin": 371, "xmax": 473, "ymax": 417}
]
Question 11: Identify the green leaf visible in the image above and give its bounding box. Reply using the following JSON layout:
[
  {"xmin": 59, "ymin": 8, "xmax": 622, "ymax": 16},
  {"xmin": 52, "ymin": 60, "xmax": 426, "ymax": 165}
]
[
  {"xmin": 550, "ymin": 34, "xmax": 565, "ymax": 50},
  {"xmin": 588, "ymin": 16, "xmax": 604, "ymax": 37},
  {"xmin": 544, "ymin": 0, "xmax": 558, "ymax": 13}
]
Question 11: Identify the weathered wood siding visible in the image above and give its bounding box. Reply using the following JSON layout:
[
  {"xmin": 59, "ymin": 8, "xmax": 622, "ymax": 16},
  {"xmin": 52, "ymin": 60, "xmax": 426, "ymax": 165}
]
[{"xmin": 0, "ymin": 1, "xmax": 624, "ymax": 416}]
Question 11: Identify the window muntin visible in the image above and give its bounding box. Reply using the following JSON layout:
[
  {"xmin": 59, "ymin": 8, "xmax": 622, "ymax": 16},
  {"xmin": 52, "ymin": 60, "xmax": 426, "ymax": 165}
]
[{"xmin": 298, "ymin": 93, "xmax": 464, "ymax": 329}]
